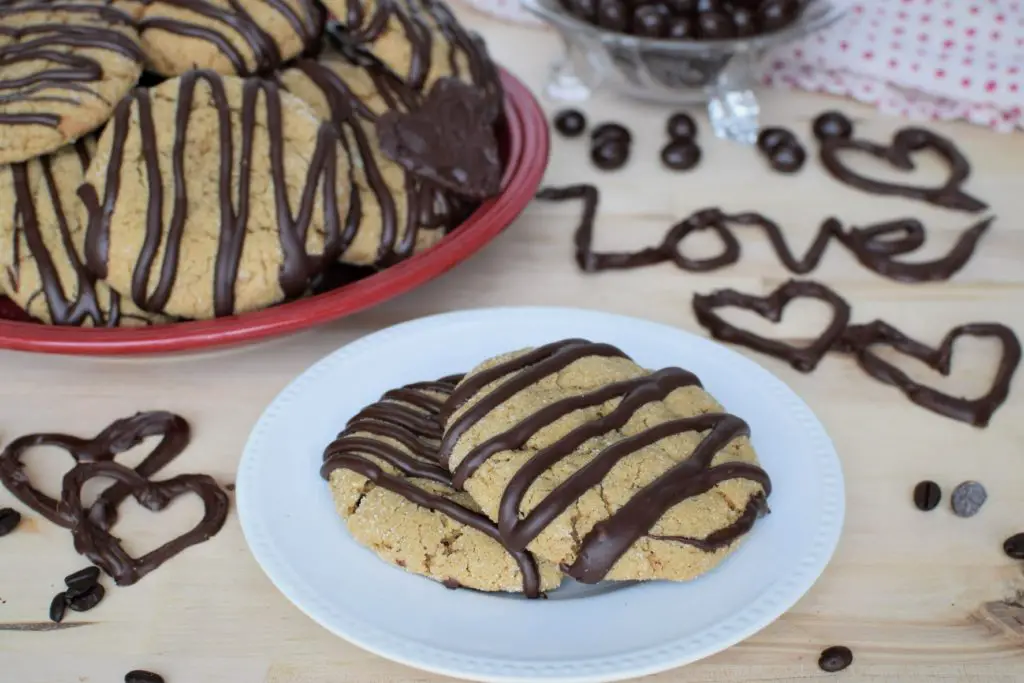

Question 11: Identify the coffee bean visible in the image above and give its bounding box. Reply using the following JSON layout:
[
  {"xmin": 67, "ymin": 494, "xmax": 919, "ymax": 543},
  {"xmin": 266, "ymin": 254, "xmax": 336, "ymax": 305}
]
[
  {"xmin": 1004, "ymin": 533, "xmax": 1024, "ymax": 560},
  {"xmin": 591, "ymin": 122, "xmax": 632, "ymax": 145},
  {"xmin": 666, "ymin": 15, "xmax": 698, "ymax": 38},
  {"xmin": 591, "ymin": 139, "xmax": 630, "ymax": 170},
  {"xmin": 812, "ymin": 111, "xmax": 854, "ymax": 141},
  {"xmin": 48, "ymin": 593, "xmax": 68, "ymax": 623},
  {"xmin": 698, "ymin": 11, "xmax": 736, "ymax": 38},
  {"xmin": 756, "ymin": 126, "xmax": 796, "ymax": 154},
  {"xmin": 0, "ymin": 507, "xmax": 21, "ymax": 537},
  {"xmin": 633, "ymin": 4, "xmax": 669, "ymax": 37},
  {"xmin": 64, "ymin": 566, "xmax": 101, "ymax": 593},
  {"xmin": 818, "ymin": 645, "xmax": 853, "ymax": 673},
  {"xmin": 758, "ymin": 0, "xmax": 799, "ymax": 32},
  {"xmin": 661, "ymin": 140, "xmax": 702, "ymax": 170},
  {"xmin": 125, "ymin": 671, "xmax": 165, "ymax": 683},
  {"xmin": 731, "ymin": 7, "xmax": 757, "ymax": 36},
  {"xmin": 597, "ymin": 0, "xmax": 629, "ymax": 31},
  {"xmin": 950, "ymin": 481, "xmax": 987, "ymax": 518},
  {"xmin": 666, "ymin": 0, "xmax": 697, "ymax": 15},
  {"xmin": 553, "ymin": 109, "xmax": 587, "ymax": 138},
  {"xmin": 68, "ymin": 584, "xmax": 105, "ymax": 612},
  {"xmin": 566, "ymin": 0, "xmax": 598, "ymax": 21},
  {"xmin": 912, "ymin": 481, "xmax": 941, "ymax": 511},
  {"xmin": 666, "ymin": 112, "xmax": 698, "ymax": 141},
  {"xmin": 767, "ymin": 142, "xmax": 806, "ymax": 173}
]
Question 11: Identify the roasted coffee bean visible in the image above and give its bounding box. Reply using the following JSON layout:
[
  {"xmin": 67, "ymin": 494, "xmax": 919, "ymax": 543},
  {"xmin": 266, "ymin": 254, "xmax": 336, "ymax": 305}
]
[
  {"xmin": 661, "ymin": 140, "xmax": 702, "ymax": 170},
  {"xmin": 666, "ymin": 112, "xmax": 698, "ymax": 141},
  {"xmin": 818, "ymin": 645, "xmax": 853, "ymax": 673},
  {"xmin": 666, "ymin": 15, "xmax": 698, "ymax": 38},
  {"xmin": 591, "ymin": 122, "xmax": 632, "ymax": 145},
  {"xmin": 68, "ymin": 584, "xmax": 105, "ymax": 612},
  {"xmin": 125, "ymin": 671, "xmax": 165, "ymax": 683},
  {"xmin": 597, "ymin": 0, "xmax": 629, "ymax": 31},
  {"xmin": 756, "ymin": 126, "xmax": 796, "ymax": 154},
  {"xmin": 767, "ymin": 142, "xmax": 806, "ymax": 173},
  {"xmin": 698, "ymin": 11, "xmax": 736, "ymax": 38},
  {"xmin": 950, "ymin": 481, "xmax": 987, "ymax": 518},
  {"xmin": 1004, "ymin": 533, "xmax": 1024, "ymax": 560},
  {"xmin": 554, "ymin": 109, "xmax": 587, "ymax": 137},
  {"xmin": 64, "ymin": 566, "xmax": 101, "ymax": 593},
  {"xmin": 758, "ymin": 0, "xmax": 799, "ymax": 32},
  {"xmin": 666, "ymin": 0, "xmax": 697, "ymax": 14},
  {"xmin": 812, "ymin": 110, "xmax": 854, "ymax": 141},
  {"xmin": 0, "ymin": 508, "xmax": 21, "ymax": 537},
  {"xmin": 591, "ymin": 139, "xmax": 630, "ymax": 170},
  {"xmin": 48, "ymin": 593, "xmax": 68, "ymax": 623},
  {"xmin": 566, "ymin": 0, "xmax": 598, "ymax": 21},
  {"xmin": 731, "ymin": 7, "xmax": 757, "ymax": 36},
  {"xmin": 633, "ymin": 4, "xmax": 669, "ymax": 37},
  {"xmin": 912, "ymin": 480, "xmax": 941, "ymax": 511}
]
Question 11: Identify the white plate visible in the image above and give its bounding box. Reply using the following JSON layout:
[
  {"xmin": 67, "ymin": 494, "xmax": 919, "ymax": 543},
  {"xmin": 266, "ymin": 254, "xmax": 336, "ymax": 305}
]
[{"xmin": 237, "ymin": 307, "xmax": 844, "ymax": 683}]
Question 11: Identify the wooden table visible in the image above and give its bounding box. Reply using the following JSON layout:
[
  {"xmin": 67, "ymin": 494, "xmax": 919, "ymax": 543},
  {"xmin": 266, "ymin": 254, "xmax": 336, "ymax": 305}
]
[{"xmin": 2, "ymin": 10, "xmax": 1023, "ymax": 683}]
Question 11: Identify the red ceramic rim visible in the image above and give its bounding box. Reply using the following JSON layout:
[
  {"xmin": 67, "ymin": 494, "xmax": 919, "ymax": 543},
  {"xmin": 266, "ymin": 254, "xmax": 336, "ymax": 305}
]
[{"xmin": 0, "ymin": 68, "xmax": 549, "ymax": 356}]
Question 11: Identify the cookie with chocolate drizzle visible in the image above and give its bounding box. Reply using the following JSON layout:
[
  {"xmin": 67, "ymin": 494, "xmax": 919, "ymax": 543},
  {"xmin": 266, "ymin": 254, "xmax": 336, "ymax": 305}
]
[
  {"xmin": 0, "ymin": 1, "xmax": 145, "ymax": 164},
  {"xmin": 321, "ymin": 376, "xmax": 562, "ymax": 596},
  {"xmin": 438, "ymin": 340, "xmax": 771, "ymax": 584}
]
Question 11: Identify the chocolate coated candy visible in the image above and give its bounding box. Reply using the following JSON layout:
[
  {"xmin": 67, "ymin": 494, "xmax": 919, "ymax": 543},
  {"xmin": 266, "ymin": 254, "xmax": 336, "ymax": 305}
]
[
  {"xmin": 554, "ymin": 109, "xmax": 587, "ymax": 137},
  {"xmin": 566, "ymin": 0, "xmax": 598, "ymax": 21},
  {"xmin": 68, "ymin": 584, "xmax": 105, "ymax": 612},
  {"xmin": 666, "ymin": 16, "xmax": 698, "ymax": 38},
  {"xmin": 698, "ymin": 11, "xmax": 736, "ymax": 38},
  {"xmin": 0, "ymin": 507, "xmax": 21, "ymax": 536},
  {"xmin": 666, "ymin": 112, "xmax": 698, "ymax": 141},
  {"xmin": 758, "ymin": 0, "xmax": 799, "ymax": 32},
  {"xmin": 950, "ymin": 481, "xmax": 987, "ymax": 518},
  {"xmin": 48, "ymin": 593, "xmax": 67, "ymax": 623},
  {"xmin": 912, "ymin": 481, "xmax": 941, "ymax": 511},
  {"xmin": 813, "ymin": 110, "xmax": 854, "ymax": 141},
  {"xmin": 592, "ymin": 122, "xmax": 631, "ymax": 145},
  {"xmin": 65, "ymin": 566, "xmax": 101, "ymax": 593},
  {"xmin": 661, "ymin": 140, "xmax": 702, "ymax": 170},
  {"xmin": 591, "ymin": 139, "xmax": 630, "ymax": 170},
  {"xmin": 695, "ymin": 0, "xmax": 725, "ymax": 12},
  {"xmin": 1004, "ymin": 533, "xmax": 1024, "ymax": 560},
  {"xmin": 768, "ymin": 142, "xmax": 806, "ymax": 173},
  {"xmin": 125, "ymin": 671, "xmax": 165, "ymax": 683},
  {"xmin": 818, "ymin": 646, "xmax": 853, "ymax": 673},
  {"xmin": 756, "ymin": 126, "xmax": 796, "ymax": 154},
  {"xmin": 666, "ymin": 0, "xmax": 697, "ymax": 14},
  {"xmin": 633, "ymin": 4, "xmax": 669, "ymax": 37},
  {"xmin": 597, "ymin": 0, "xmax": 629, "ymax": 31},
  {"xmin": 731, "ymin": 7, "xmax": 757, "ymax": 36}
]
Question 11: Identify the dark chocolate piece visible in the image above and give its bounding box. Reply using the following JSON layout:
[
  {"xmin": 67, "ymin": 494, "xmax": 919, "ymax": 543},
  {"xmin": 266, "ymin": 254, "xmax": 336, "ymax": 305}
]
[
  {"xmin": 48, "ymin": 593, "xmax": 68, "ymax": 623},
  {"xmin": 698, "ymin": 11, "xmax": 736, "ymax": 39},
  {"xmin": 912, "ymin": 481, "xmax": 941, "ymax": 511},
  {"xmin": 666, "ymin": 112, "xmax": 698, "ymax": 141},
  {"xmin": 692, "ymin": 279, "xmax": 852, "ymax": 372},
  {"xmin": 633, "ymin": 4, "xmax": 669, "ymax": 37},
  {"xmin": 591, "ymin": 138, "xmax": 630, "ymax": 170},
  {"xmin": 812, "ymin": 111, "xmax": 854, "ymax": 141},
  {"xmin": 950, "ymin": 481, "xmax": 987, "ymax": 518},
  {"xmin": 756, "ymin": 126, "xmax": 796, "ymax": 154},
  {"xmin": 67, "ymin": 584, "xmax": 105, "ymax": 612},
  {"xmin": 591, "ymin": 122, "xmax": 631, "ymax": 145},
  {"xmin": 65, "ymin": 566, "xmax": 101, "ymax": 593},
  {"xmin": 758, "ymin": 0, "xmax": 800, "ymax": 32},
  {"xmin": 597, "ymin": 0, "xmax": 630, "ymax": 31},
  {"xmin": 666, "ymin": 0, "xmax": 698, "ymax": 14},
  {"xmin": 442, "ymin": 578, "xmax": 462, "ymax": 590},
  {"xmin": 0, "ymin": 507, "xmax": 21, "ymax": 536},
  {"xmin": 661, "ymin": 210, "xmax": 741, "ymax": 271},
  {"xmin": 0, "ymin": 412, "xmax": 190, "ymax": 529},
  {"xmin": 839, "ymin": 216, "xmax": 993, "ymax": 283},
  {"xmin": 820, "ymin": 127, "xmax": 988, "ymax": 213},
  {"xmin": 661, "ymin": 140, "xmax": 702, "ymax": 170},
  {"xmin": 59, "ymin": 462, "xmax": 229, "ymax": 587},
  {"xmin": 666, "ymin": 16, "xmax": 698, "ymax": 38},
  {"xmin": 731, "ymin": 7, "xmax": 757, "ymax": 36},
  {"xmin": 1003, "ymin": 533, "xmax": 1024, "ymax": 560},
  {"xmin": 766, "ymin": 142, "xmax": 806, "ymax": 173},
  {"xmin": 125, "ymin": 671, "xmax": 165, "ymax": 683},
  {"xmin": 838, "ymin": 320, "xmax": 1020, "ymax": 427},
  {"xmin": 554, "ymin": 109, "xmax": 587, "ymax": 137},
  {"xmin": 723, "ymin": 213, "xmax": 843, "ymax": 274},
  {"xmin": 377, "ymin": 78, "xmax": 502, "ymax": 199},
  {"xmin": 818, "ymin": 646, "xmax": 853, "ymax": 673}
]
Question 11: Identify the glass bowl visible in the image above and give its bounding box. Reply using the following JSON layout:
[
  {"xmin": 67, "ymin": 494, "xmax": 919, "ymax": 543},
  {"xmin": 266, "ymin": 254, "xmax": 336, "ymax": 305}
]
[{"xmin": 521, "ymin": 0, "xmax": 846, "ymax": 143}]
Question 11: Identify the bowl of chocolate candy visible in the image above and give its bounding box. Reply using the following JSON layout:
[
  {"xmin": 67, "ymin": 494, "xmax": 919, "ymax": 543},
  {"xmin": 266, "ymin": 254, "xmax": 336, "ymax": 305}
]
[{"xmin": 522, "ymin": 0, "xmax": 845, "ymax": 142}]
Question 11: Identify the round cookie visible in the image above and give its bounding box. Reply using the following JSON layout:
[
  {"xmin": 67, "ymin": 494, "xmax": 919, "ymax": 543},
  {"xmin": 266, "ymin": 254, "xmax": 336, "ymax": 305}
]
[
  {"xmin": 77, "ymin": 70, "xmax": 364, "ymax": 320},
  {"xmin": 134, "ymin": 0, "xmax": 323, "ymax": 76},
  {"xmin": 0, "ymin": 1, "xmax": 145, "ymax": 164},
  {"xmin": 0, "ymin": 138, "xmax": 166, "ymax": 326},
  {"xmin": 438, "ymin": 339, "xmax": 772, "ymax": 584},
  {"xmin": 321, "ymin": 376, "xmax": 562, "ymax": 596}
]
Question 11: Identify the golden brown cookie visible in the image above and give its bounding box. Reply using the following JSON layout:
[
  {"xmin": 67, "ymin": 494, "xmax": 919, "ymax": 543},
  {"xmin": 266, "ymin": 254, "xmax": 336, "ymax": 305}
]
[
  {"xmin": 438, "ymin": 339, "xmax": 772, "ymax": 584},
  {"xmin": 0, "ymin": 138, "xmax": 167, "ymax": 326},
  {"xmin": 321, "ymin": 376, "xmax": 562, "ymax": 596},
  {"xmin": 77, "ymin": 70, "xmax": 362, "ymax": 320},
  {"xmin": 0, "ymin": 1, "xmax": 145, "ymax": 164},
  {"xmin": 133, "ymin": 0, "xmax": 323, "ymax": 76}
]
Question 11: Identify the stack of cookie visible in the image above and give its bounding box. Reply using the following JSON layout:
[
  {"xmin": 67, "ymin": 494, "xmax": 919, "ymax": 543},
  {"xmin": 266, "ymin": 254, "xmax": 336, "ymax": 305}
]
[
  {"xmin": 0, "ymin": 0, "xmax": 503, "ymax": 325},
  {"xmin": 321, "ymin": 339, "xmax": 772, "ymax": 596}
]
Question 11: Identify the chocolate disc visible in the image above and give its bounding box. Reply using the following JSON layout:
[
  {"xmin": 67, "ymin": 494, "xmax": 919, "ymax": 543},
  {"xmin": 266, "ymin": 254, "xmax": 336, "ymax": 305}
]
[
  {"xmin": 591, "ymin": 138, "xmax": 630, "ymax": 170},
  {"xmin": 661, "ymin": 140, "xmax": 702, "ymax": 170},
  {"xmin": 767, "ymin": 142, "xmax": 806, "ymax": 173},
  {"xmin": 756, "ymin": 126, "xmax": 796, "ymax": 154},
  {"xmin": 812, "ymin": 110, "xmax": 854, "ymax": 141},
  {"xmin": 818, "ymin": 646, "xmax": 853, "ymax": 673},
  {"xmin": 591, "ymin": 122, "xmax": 632, "ymax": 145},
  {"xmin": 554, "ymin": 109, "xmax": 587, "ymax": 137}
]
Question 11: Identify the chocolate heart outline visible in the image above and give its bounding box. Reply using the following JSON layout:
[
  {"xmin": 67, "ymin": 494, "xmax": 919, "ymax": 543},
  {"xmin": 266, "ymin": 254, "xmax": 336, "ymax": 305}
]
[
  {"xmin": 59, "ymin": 461, "xmax": 229, "ymax": 586},
  {"xmin": 838, "ymin": 320, "xmax": 1021, "ymax": 427},
  {"xmin": 692, "ymin": 279, "xmax": 852, "ymax": 372},
  {"xmin": 819, "ymin": 127, "xmax": 989, "ymax": 213},
  {"xmin": 0, "ymin": 411, "xmax": 189, "ymax": 529}
]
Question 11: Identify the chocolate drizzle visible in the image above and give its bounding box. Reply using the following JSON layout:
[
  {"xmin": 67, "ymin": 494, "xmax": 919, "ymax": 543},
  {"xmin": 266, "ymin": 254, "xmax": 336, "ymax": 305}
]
[
  {"xmin": 439, "ymin": 339, "xmax": 772, "ymax": 583},
  {"xmin": 819, "ymin": 127, "xmax": 988, "ymax": 213},
  {"xmin": 78, "ymin": 70, "xmax": 346, "ymax": 317},
  {"xmin": 320, "ymin": 375, "xmax": 545, "ymax": 597}
]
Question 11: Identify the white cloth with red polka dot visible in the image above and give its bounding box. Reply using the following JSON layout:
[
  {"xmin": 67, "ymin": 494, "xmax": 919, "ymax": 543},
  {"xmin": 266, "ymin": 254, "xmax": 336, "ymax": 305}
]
[{"xmin": 461, "ymin": 0, "xmax": 1024, "ymax": 132}]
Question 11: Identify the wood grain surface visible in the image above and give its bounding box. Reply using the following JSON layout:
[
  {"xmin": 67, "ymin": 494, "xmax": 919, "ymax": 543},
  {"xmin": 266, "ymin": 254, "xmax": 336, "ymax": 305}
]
[{"xmin": 1, "ymin": 9, "xmax": 1023, "ymax": 683}]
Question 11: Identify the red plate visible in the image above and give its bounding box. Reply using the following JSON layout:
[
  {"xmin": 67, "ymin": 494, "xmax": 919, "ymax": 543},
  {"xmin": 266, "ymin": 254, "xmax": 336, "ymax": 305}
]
[{"xmin": 0, "ymin": 68, "xmax": 549, "ymax": 356}]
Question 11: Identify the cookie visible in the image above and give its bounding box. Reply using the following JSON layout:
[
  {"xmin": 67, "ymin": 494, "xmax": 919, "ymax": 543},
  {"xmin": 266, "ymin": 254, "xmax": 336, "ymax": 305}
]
[
  {"xmin": 134, "ymin": 0, "xmax": 324, "ymax": 76},
  {"xmin": 438, "ymin": 339, "xmax": 772, "ymax": 584},
  {"xmin": 0, "ymin": 1, "xmax": 145, "ymax": 164},
  {"xmin": 0, "ymin": 138, "xmax": 166, "ymax": 326},
  {"xmin": 77, "ymin": 70, "xmax": 364, "ymax": 320},
  {"xmin": 321, "ymin": 376, "xmax": 562, "ymax": 596}
]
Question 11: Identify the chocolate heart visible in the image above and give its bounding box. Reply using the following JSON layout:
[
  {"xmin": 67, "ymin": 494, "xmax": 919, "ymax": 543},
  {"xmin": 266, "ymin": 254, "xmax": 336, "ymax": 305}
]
[
  {"xmin": 58, "ymin": 461, "xmax": 229, "ymax": 586},
  {"xmin": 837, "ymin": 320, "xmax": 1021, "ymax": 427},
  {"xmin": 820, "ymin": 127, "xmax": 988, "ymax": 213},
  {"xmin": 692, "ymin": 279, "xmax": 852, "ymax": 372},
  {"xmin": 839, "ymin": 216, "xmax": 994, "ymax": 283},
  {"xmin": 0, "ymin": 412, "xmax": 189, "ymax": 529},
  {"xmin": 376, "ymin": 78, "xmax": 502, "ymax": 199}
]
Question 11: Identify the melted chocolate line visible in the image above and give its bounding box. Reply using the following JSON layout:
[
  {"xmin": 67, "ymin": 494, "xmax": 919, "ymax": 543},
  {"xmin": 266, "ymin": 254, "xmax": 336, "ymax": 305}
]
[
  {"xmin": 324, "ymin": 436, "xmax": 450, "ymax": 485},
  {"xmin": 351, "ymin": 401, "xmax": 441, "ymax": 439},
  {"xmin": 382, "ymin": 387, "xmax": 446, "ymax": 412},
  {"xmin": 649, "ymin": 493, "xmax": 768, "ymax": 551},
  {"xmin": 726, "ymin": 213, "xmax": 845, "ymax": 274},
  {"xmin": 341, "ymin": 418, "xmax": 439, "ymax": 460}
]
